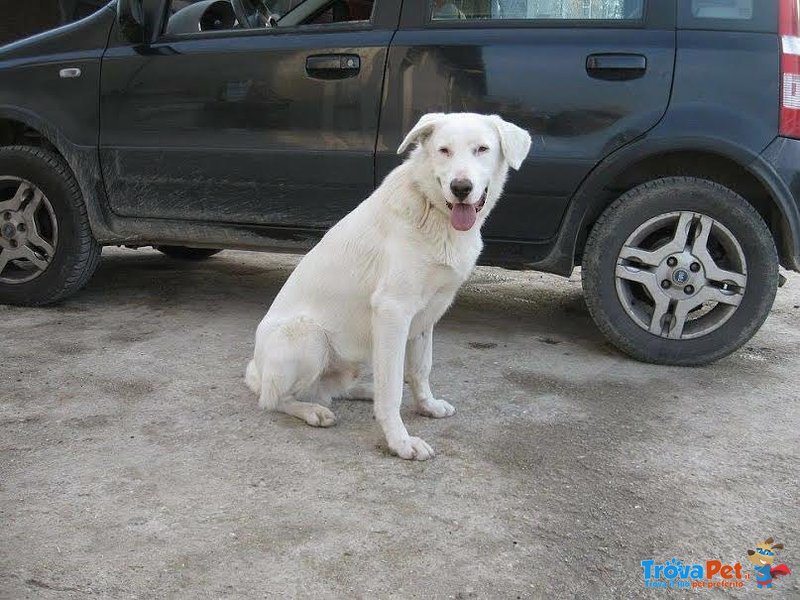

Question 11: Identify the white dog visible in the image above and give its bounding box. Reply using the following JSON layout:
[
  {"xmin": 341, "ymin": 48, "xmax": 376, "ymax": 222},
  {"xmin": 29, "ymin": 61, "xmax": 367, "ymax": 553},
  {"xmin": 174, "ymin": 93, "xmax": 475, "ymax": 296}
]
[{"xmin": 246, "ymin": 112, "xmax": 531, "ymax": 460}]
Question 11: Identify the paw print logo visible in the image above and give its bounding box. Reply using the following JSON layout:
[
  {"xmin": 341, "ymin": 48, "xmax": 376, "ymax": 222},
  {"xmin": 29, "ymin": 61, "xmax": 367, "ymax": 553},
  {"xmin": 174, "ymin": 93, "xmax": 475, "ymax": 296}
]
[{"xmin": 663, "ymin": 558, "xmax": 685, "ymax": 580}]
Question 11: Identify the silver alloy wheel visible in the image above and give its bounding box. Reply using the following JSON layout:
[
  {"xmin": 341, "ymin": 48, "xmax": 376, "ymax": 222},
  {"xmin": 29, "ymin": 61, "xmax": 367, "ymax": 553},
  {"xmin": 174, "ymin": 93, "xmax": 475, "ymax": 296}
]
[
  {"xmin": 615, "ymin": 211, "xmax": 747, "ymax": 340},
  {"xmin": 0, "ymin": 177, "xmax": 58, "ymax": 284}
]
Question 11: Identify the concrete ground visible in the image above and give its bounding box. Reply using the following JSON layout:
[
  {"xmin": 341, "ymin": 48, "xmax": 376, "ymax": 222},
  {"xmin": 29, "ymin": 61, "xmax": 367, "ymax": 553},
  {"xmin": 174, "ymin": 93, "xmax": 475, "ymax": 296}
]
[{"xmin": 1, "ymin": 247, "xmax": 798, "ymax": 599}]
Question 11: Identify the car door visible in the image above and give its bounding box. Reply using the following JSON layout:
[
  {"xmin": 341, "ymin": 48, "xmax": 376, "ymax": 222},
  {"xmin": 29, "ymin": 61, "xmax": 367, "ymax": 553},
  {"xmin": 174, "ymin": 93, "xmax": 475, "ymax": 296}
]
[
  {"xmin": 379, "ymin": 0, "xmax": 676, "ymax": 243},
  {"xmin": 99, "ymin": 0, "xmax": 399, "ymax": 229}
]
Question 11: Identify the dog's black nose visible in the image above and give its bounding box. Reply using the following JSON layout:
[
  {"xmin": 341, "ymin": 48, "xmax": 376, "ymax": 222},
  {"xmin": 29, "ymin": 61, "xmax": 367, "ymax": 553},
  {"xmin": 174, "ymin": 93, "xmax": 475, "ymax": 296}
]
[{"xmin": 450, "ymin": 179, "xmax": 473, "ymax": 200}]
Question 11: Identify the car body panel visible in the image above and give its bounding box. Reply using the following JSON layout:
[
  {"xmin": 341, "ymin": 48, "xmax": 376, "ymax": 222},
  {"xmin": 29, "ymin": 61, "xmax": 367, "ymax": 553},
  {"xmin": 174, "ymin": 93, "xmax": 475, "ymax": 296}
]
[
  {"xmin": 0, "ymin": 6, "xmax": 115, "ymax": 147},
  {"xmin": 99, "ymin": 1, "xmax": 401, "ymax": 227},
  {"xmin": 100, "ymin": 30, "xmax": 392, "ymax": 227},
  {"xmin": 663, "ymin": 30, "xmax": 779, "ymax": 154}
]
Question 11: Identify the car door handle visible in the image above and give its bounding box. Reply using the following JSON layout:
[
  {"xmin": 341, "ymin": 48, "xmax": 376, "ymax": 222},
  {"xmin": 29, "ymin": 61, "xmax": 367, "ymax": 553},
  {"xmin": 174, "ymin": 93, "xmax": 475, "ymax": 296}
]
[
  {"xmin": 586, "ymin": 54, "xmax": 647, "ymax": 81},
  {"xmin": 305, "ymin": 54, "xmax": 360, "ymax": 80},
  {"xmin": 59, "ymin": 67, "xmax": 82, "ymax": 79}
]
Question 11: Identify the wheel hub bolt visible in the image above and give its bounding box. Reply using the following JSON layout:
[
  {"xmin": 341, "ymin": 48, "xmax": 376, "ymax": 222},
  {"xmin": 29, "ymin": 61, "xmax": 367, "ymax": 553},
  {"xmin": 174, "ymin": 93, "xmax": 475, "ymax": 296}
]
[
  {"xmin": 684, "ymin": 285, "xmax": 695, "ymax": 295},
  {"xmin": 9, "ymin": 239, "xmax": 17, "ymax": 248},
  {"xmin": 667, "ymin": 257, "xmax": 678, "ymax": 267},
  {"xmin": 16, "ymin": 223, "xmax": 25, "ymax": 233},
  {"xmin": 690, "ymin": 262, "xmax": 701, "ymax": 272},
  {"xmin": 2, "ymin": 212, "xmax": 10, "ymax": 221},
  {"xmin": 661, "ymin": 280, "xmax": 671, "ymax": 289}
]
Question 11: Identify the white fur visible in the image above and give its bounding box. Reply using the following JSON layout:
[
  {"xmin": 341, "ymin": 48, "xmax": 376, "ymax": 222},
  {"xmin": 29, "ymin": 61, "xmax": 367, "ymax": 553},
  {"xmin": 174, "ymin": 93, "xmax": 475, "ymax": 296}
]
[{"xmin": 246, "ymin": 113, "xmax": 531, "ymax": 460}]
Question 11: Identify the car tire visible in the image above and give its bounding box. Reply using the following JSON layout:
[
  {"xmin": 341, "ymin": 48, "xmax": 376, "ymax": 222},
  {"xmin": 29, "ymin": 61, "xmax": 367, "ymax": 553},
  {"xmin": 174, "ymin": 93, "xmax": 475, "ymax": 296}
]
[
  {"xmin": 0, "ymin": 146, "xmax": 101, "ymax": 306},
  {"xmin": 155, "ymin": 246, "xmax": 222, "ymax": 260},
  {"xmin": 582, "ymin": 177, "xmax": 778, "ymax": 366}
]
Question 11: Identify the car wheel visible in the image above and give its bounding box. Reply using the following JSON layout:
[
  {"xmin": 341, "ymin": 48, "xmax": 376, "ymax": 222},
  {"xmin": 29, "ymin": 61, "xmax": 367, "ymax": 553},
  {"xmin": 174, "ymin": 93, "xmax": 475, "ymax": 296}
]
[
  {"xmin": 155, "ymin": 246, "xmax": 222, "ymax": 260},
  {"xmin": 0, "ymin": 146, "xmax": 101, "ymax": 306},
  {"xmin": 582, "ymin": 177, "xmax": 779, "ymax": 366}
]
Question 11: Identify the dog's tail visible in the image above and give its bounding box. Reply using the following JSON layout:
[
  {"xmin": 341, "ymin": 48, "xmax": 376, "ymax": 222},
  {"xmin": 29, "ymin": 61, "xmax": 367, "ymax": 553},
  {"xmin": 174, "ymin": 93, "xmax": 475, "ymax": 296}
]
[{"xmin": 245, "ymin": 359, "xmax": 261, "ymax": 394}]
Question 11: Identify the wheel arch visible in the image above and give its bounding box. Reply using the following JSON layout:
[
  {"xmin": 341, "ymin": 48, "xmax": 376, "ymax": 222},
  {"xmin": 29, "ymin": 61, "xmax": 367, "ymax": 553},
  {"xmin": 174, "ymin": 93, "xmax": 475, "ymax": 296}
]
[
  {"xmin": 0, "ymin": 106, "xmax": 113, "ymax": 242},
  {"xmin": 568, "ymin": 138, "xmax": 800, "ymax": 271},
  {"xmin": 0, "ymin": 111, "xmax": 70, "ymax": 168}
]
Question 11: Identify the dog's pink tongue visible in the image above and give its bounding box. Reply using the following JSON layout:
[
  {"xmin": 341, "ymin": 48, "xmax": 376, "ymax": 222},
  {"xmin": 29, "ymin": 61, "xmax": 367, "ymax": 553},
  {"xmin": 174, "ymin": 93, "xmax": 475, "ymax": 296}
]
[{"xmin": 450, "ymin": 203, "xmax": 477, "ymax": 231}]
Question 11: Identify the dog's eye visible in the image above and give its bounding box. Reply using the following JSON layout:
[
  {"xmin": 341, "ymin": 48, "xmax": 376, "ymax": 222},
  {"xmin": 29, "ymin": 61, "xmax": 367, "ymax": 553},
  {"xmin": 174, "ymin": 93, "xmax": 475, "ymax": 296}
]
[
  {"xmin": 438, "ymin": 147, "xmax": 451, "ymax": 157},
  {"xmin": 476, "ymin": 145, "xmax": 490, "ymax": 154}
]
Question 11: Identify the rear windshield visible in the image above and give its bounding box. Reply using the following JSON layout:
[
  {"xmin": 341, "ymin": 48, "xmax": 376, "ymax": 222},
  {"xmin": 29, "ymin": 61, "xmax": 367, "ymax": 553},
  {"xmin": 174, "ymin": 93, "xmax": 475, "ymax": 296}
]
[{"xmin": 679, "ymin": 0, "xmax": 777, "ymax": 32}]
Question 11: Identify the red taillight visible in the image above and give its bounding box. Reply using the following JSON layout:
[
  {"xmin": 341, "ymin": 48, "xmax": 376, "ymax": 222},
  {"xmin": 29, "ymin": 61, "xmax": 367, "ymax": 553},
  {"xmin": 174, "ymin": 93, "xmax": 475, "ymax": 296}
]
[{"xmin": 780, "ymin": 0, "xmax": 800, "ymax": 137}]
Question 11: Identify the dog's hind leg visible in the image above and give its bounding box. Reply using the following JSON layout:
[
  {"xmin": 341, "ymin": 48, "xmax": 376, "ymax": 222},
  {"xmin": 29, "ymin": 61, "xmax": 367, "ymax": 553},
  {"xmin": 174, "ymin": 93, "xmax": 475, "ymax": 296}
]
[
  {"xmin": 254, "ymin": 319, "xmax": 336, "ymax": 428},
  {"xmin": 272, "ymin": 397, "xmax": 336, "ymax": 428},
  {"xmin": 337, "ymin": 381, "xmax": 373, "ymax": 400}
]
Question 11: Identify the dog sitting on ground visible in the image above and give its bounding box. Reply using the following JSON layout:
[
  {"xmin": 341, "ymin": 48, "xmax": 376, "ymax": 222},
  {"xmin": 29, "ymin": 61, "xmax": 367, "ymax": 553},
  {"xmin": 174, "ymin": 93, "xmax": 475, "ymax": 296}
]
[{"xmin": 246, "ymin": 112, "xmax": 531, "ymax": 460}]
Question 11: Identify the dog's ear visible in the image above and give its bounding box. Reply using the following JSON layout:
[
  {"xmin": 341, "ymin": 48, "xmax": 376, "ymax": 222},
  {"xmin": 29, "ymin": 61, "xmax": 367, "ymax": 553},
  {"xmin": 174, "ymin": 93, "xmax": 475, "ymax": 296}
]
[
  {"xmin": 747, "ymin": 550, "xmax": 755, "ymax": 555},
  {"xmin": 488, "ymin": 115, "xmax": 532, "ymax": 171},
  {"xmin": 397, "ymin": 113, "xmax": 446, "ymax": 155},
  {"xmin": 773, "ymin": 543, "xmax": 784, "ymax": 550}
]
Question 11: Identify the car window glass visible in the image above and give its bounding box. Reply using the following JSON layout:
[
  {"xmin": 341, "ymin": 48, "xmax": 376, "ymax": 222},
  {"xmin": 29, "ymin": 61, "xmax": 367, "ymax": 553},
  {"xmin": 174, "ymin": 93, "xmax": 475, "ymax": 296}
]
[
  {"xmin": 430, "ymin": 0, "xmax": 644, "ymax": 21},
  {"xmin": 166, "ymin": 0, "xmax": 372, "ymax": 34},
  {"xmin": 304, "ymin": 0, "xmax": 374, "ymax": 24},
  {"xmin": 169, "ymin": 0, "xmax": 302, "ymax": 19},
  {"xmin": 690, "ymin": 0, "xmax": 753, "ymax": 20},
  {"xmin": 678, "ymin": 0, "xmax": 773, "ymax": 31}
]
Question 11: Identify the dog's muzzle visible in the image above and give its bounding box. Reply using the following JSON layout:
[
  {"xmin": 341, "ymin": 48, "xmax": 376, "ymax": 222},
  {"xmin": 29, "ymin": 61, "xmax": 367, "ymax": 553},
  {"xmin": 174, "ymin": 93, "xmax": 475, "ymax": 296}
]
[{"xmin": 446, "ymin": 187, "xmax": 487, "ymax": 212}]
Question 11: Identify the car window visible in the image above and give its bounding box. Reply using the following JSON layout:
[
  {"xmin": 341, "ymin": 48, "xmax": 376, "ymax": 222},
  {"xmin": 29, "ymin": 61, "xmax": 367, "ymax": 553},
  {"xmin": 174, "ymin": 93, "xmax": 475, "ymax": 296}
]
[
  {"xmin": 430, "ymin": 0, "xmax": 644, "ymax": 21},
  {"xmin": 677, "ymin": 0, "xmax": 776, "ymax": 32},
  {"xmin": 304, "ymin": 0, "xmax": 374, "ymax": 25},
  {"xmin": 169, "ymin": 0, "xmax": 302, "ymax": 19},
  {"xmin": 165, "ymin": 0, "xmax": 372, "ymax": 35},
  {"xmin": 690, "ymin": 0, "xmax": 752, "ymax": 20}
]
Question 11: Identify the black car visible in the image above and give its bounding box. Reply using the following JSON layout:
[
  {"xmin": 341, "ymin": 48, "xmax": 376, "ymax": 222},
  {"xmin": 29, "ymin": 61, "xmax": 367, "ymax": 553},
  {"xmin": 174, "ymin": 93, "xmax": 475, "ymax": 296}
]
[{"xmin": 0, "ymin": 0, "xmax": 798, "ymax": 366}]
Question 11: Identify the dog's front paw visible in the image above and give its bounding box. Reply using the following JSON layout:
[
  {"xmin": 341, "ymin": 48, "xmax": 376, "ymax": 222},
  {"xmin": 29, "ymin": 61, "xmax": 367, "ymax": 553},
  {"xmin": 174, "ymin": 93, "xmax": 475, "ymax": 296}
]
[
  {"xmin": 389, "ymin": 436, "xmax": 435, "ymax": 461},
  {"xmin": 416, "ymin": 397, "xmax": 455, "ymax": 419}
]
